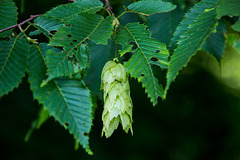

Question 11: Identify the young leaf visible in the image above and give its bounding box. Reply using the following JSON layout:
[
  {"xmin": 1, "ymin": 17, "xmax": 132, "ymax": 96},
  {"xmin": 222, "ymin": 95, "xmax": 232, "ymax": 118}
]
[
  {"xmin": 115, "ymin": 23, "xmax": 169, "ymax": 106},
  {"xmin": 28, "ymin": 44, "xmax": 93, "ymax": 155},
  {"xmin": 32, "ymin": 0, "xmax": 103, "ymax": 37},
  {"xmin": 165, "ymin": 4, "xmax": 218, "ymax": 97},
  {"xmin": 0, "ymin": 35, "xmax": 29, "ymax": 97},
  {"xmin": 170, "ymin": 0, "xmax": 219, "ymax": 49},
  {"xmin": 202, "ymin": 21, "xmax": 226, "ymax": 62},
  {"xmin": 0, "ymin": 0, "xmax": 18, "ymax": 38},
  {"xmin": 217, "ymin": 0, "xmax": 240, "ymax": 18},
  {"xmin": 127, "ymin": 0, "xmax": 176, "ymax": 16}
]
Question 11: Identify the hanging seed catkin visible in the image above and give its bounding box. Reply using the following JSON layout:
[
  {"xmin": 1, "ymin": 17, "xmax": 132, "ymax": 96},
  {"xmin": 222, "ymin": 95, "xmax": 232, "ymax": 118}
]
[{"xmin": 101, "ymin": 60, "xmax": 133, "ymax": 138}]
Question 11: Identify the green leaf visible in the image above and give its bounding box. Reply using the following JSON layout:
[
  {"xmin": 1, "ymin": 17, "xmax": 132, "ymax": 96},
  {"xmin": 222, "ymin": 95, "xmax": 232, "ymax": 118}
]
[
  {"xmin": 148, "ymin": 6, "xmax": 186, "ymax": 46},
  {"xmin": 232, "ymin": 19, "xmax": 240, "ymax": 32},
  {"xmin": 170, "ymin": 0, "xmax": 219, "ymax": 49},
  {"xmin": 165, "ymin": 3, "xmax": 218, "ymax": 97},
  {"xmin": 202, "ymin": 21, "xmax": 226, "ymax": 62},
  {"xmin": 127, "ymin": 0, "xmax": 176, "ymax": 16},
  {"xmin": 31, "ymin": 16, "xmax": 63, "ymax": 38},
  {"xmin": 0, "ymin": 35, "xmax": 29, "ymax": 97},
  {"xmin": 44, "ymin": 0, "xmax": 103, "ymax": 21},
  {"xmin": 31, "ymin": 0, "xmax": 103, "ymax": 37},
  {"xmin": 27, "ymin": 44, "xmax": 93, "ymax": 155},
  {"xmin": 41, "ymin": 44, "xmax": 89, "ymax": 86},
  {"xmin": 115, "ymin": 23, "xmax": 169, "ymax": 106},
  {"xmin": 24, "ymin": 107, "xmax": 49, "ymax": 142},
  {"xmin": 217, "ymin": 0, "xmax": 240, "ymax": 18},
  {"xmin": 50, "ymin": 14, "xmax": 113, "ymax": 51},
  {"xmin": 0, "ymin": 0, "xmax": 18, "ymax": 38}
]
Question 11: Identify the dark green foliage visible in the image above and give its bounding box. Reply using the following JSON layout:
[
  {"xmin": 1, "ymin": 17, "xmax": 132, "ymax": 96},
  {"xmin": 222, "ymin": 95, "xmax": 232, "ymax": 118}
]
[
  {"xmin": 127, "ymin": 0, "xmax": 176, "ymax": 15},
  {"xmin": 116, "ymin": 23, "xmax": 169, "ymax": 105},
  {"xmin": 0, "ymin": 0, "xmax": 239, "ymax": 156},
  {"xmin": 28, "ymin": 44, "xmax": 93, "ymax": 154},
  {"xmin": 202, "ymin": 21, "xmax": 226, "ymax": 62},
  {"xmin": 165, "ymin": 0, "xmax": 219, "ymax": 96},
  {"xmin": 0, "ymin": 0, "xmax": 18, "ymax": 37},
  {"xmin": 0, "ymin": 35, "xmax": 29, "ymax": 97}
]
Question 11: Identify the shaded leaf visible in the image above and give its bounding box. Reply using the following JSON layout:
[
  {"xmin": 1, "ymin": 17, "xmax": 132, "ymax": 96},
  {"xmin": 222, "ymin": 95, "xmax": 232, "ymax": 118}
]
[
  {"xmin": 0, "ymin": 0, "xmax": 18, "ymax": 38},
  {"xmin": 170, "ymin": 0, "xmax": 219, "ymax": 49},
  {"xmin": 202, "ymin": 21, "xmax": 226, "ymax": 62},
  {"xmin": 165, "ymin": 2, "xmax": 218, "ymax": 97},
  {"xmin": 127, "ymin": 0, "xmax": 176, "ymax": 16},
  {"xmin": 217, "ymin": 0, "xmax": 240, "ymax": 18},
  {"xmin": 27, "ymin": 44, "xmax": 93, "ymax": 154},
  {"xmin": 232, "ymin": 19, "xmax": 240, "ymax": 32},
  {"xmin": 0, "ymin": 35, "xmax": 29, "ymax": 97},
  {"xmin": 115, "ymin": 23, "xmax": 169, "ymax": 105},
  {"xmin": 148, "ymin": 6, "xmax": 186, "ymax": 46}
]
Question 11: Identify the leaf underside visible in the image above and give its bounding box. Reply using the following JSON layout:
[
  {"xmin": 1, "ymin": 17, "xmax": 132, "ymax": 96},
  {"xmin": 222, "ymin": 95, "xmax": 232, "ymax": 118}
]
[
  {"xmin": 165, "ymin": 0, "xmax": 219, "ymax": 97},
  {"xmin": 0, "ymin": 0, "xmax": 18, "ymax": 38},
  {"xmin": 127, "ymin": 0, "xmax": 176, "ymax": 16},
  {"xmin": 115, "ymin": 23, "xmax": 169, "ymax": 106},
  {"xmin": 0, "ymin": 35, "xmax": 29, "ymax": 97},
  {"xmin": 27, "ymin": 44, "xmax": 93, "ymax": 154}
]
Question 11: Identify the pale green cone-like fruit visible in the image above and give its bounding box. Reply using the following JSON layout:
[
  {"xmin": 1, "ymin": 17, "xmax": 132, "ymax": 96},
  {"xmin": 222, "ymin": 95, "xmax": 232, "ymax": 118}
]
[{"xmin": 101, "ymin": 60, "xmax": 133, "ymax": 138}]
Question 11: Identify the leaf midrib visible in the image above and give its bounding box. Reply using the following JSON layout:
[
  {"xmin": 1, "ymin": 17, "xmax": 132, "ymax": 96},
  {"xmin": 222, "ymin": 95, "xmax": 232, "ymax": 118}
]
[{"xmin": 124, "ymin": 25, "xmax": 159, "ymax": 100}]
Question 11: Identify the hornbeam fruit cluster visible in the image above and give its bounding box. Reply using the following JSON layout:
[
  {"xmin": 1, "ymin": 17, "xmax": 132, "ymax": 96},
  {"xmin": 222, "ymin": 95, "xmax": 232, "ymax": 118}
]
[{"xmin": 101, "ymin": 60, "xmax": 133, "ymax": 138}]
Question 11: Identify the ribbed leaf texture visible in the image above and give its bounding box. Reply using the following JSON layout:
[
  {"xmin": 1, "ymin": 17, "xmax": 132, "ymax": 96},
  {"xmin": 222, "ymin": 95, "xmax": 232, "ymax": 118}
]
[
  {"xmin": 115, "ymin": 23, "xmax": 169, "ymax": 106},
  {"xmin": 165, "ymin": 1, "xmax": 219, "ymax": 97},
  {"xmin": 42, "ymin": 14, "xmax": 113, "ymax": 85},
  {"xmin": 202, "ymin": 21, "xmax": 226, "ymax": 62},
  {"xmin": 148, "ymin": 6, "xmax": 185, "ymax": 46},
  {"xmin": 127, "ymin": 0, "xmax": 176, "ymax": 16},
  {"xmin": 217, "ymin": 0, "xmax": 240, "ymax": 18},
  {"xmin": 232, "ymin": 20, "xmax": 240, "ymax": 32},
  {"xmin": 0, "ymin": 35, "xmax": 29, "ymax": 97},
  {"xmin": 0, "ymin": 0, "xmax": 18, "ymax": 38},
  {"xmin": 32, "ymin": 0, "xmax": 103, "ymax": 37},
  {"xmin": 28, "ymin": 44, "xmax": 93, "ymax": 155},
  {"xmin": 31, "ymin": 17, "xmax": 63, "ymax": 38},
  {"xmin": 41, "ymin": 44, "xmax": 89, "ymax": 86},
  {"xmin": 170, "ymin": 0, "xmax": 219, "ymax": 49}
]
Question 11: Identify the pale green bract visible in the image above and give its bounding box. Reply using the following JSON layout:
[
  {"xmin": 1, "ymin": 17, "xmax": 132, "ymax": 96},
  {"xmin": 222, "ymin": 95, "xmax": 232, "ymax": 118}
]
[{"xmin": 101, "ymin": 60, "xmax": 133, "ymax": 138}]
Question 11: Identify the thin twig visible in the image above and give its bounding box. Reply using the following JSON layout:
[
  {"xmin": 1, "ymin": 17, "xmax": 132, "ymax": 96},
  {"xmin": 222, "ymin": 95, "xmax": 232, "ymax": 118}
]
[
  {"xmin": 105, "ymin": 0, "xmax": 114, "ymax": 15},
  {"xmin": 0, "ymin": 14, "xmax": 42, "ymax": 33}
]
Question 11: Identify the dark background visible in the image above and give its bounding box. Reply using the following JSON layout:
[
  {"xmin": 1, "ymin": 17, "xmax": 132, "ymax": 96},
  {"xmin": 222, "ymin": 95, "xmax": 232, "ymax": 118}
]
[{"xmin": 1, "ymin": 0, "xmax": 240, "ymax": 159}]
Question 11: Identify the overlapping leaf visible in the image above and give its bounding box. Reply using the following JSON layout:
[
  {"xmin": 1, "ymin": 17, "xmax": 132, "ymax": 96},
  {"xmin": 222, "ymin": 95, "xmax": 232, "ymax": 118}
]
[
  {"xmin": 41, "ymin": 14, "xmax": 113, "ymax": 85},
  {"xmin": 115, "ymin": 23, "xmax": 169, "ymax": 106},
  {"xmin": 0, "ymin": 35, "xmax": 29, "ymax": 97},
  {"xmin": 28, "ymin": 44, "xmax": 93, "ymax": 154},
  {"xmin": 127, "ymin": 0, "xmax": 176, "ymax": 16},
  {"xmin": 148, "ymin": 6, "xmax": 186, "ymax": 45},
  {"xmin": 0, "ymin": 0, "xmax": 18, "ymax": 38},
  {"xmin": 202, "ymin": 21, "xmax": 226, "ymax": 62},
  {"xmin": 32, "ymin": 0, "xmax": 103, "ymax": 37},
  {"xmin": 165, "ymin": 2, "xmax": 218, "ymax": 97},
  {"xmin": 170, "ymin": 0, "xmax": 219, "ymax": 49},
  {"xmin": 41, "ymin": 44, "xmax": 89, "ymax": 86},
  {"xmin": 217, "ymin": 0, "xmax": 240, "ymax": 18}
]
